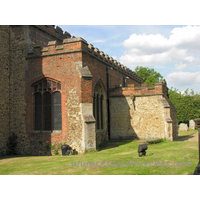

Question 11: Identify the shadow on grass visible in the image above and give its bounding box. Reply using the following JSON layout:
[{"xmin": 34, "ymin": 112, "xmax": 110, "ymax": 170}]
[
  {"xmin": 97, "ymin": 139, "xmax": 136, "ymax": 151},
  {"xmin": 174, "ymin": 131, "xmax": 198, "ymax": 141}
]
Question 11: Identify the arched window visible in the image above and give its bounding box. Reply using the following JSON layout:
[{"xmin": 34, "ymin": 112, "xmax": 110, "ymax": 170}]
[
  {"xmin": 93, "ymin": 79, "xmax": 106, "ymax": 130},
  {"xmin": 33, "ymin": 78, "xmax": 62, "ymax": 131},
  {"xmin": 93, "ymin": 94, "xmax": 96, "ymax": 118},
  {"xmin": 100, "ymin": 94, "xmax": 103, "ymax": 129},
  {"xmin": 96, "ymin": 94, "xmax": 100, "ymax": 129}
]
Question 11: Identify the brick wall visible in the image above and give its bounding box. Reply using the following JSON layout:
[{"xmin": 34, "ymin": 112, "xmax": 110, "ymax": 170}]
[
  {"xmin": 6, "ymin": 25, "xmax": 71, "ymax": 155},
  {"xmin": 110, "ymin": 82, "xmax": 164, "ymax": 97},
  {"xmin": 26, "ymin": 40, "xmax": 84, "ymax": 153},
  {"xmin": 26, "ymin": 37, "xmax": 143, "ymax": 153}
]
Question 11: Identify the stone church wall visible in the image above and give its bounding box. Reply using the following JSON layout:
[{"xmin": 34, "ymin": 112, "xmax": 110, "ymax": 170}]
[
  {"xmin": 26, "ymin": 37, "xmax": 143, "ymax": 154},
  {"xmin": 0, "ymin": 25, "xmax": 177, "ymax": 156},
  {"xmin": 0, "ymin": 25, "xmax": 10, "ymax": 156},
  {"xmin": 110, "ymin": 83, "xmax": 178, "ymax": 141}
]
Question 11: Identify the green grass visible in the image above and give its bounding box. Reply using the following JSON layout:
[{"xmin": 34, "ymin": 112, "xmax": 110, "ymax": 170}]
[
  {"xmin": 178, "ymin": 129, "xmax": 197, "ymax": 138},
  {"xmin": 0, "ymin": 132, "xmax": 198, "ymax": 175}
]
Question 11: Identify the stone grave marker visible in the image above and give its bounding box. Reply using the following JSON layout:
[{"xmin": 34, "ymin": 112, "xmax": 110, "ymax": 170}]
[
  {"xmin": 189, "ymin": 120, "xmax": 196, "ymax": 129},
  {"xmin": 179, "ymin": 123, "xmax": 188, "ymax": 131}
]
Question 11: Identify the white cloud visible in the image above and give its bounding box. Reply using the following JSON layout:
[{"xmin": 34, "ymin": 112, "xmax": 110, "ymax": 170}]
[
  {"xmin": 120, "ymin": 25, "xmax": 200, "ymax": 70},
  {"xmin": 166, "ymin": 71, "xmax": 200, "ymax": 87}
]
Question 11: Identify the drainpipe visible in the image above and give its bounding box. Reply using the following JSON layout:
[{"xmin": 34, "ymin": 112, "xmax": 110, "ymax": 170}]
[{"xmin": 106, "ymin": 67, "xmax": 112, "ymax": 140}]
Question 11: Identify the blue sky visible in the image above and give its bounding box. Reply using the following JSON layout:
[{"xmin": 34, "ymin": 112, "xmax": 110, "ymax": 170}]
[{"xmin": 59, "ymin": 25, "xmax": 200, "ymax": 94}]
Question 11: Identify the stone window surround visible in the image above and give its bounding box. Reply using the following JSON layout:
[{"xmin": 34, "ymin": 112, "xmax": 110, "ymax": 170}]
[
  {"xmin": 32, "ymin": 77, "xmax": 62, "ymax": 132},
  {"xmin": 93, "ymin": 79, "xmax": 107, "ymax": 131}
]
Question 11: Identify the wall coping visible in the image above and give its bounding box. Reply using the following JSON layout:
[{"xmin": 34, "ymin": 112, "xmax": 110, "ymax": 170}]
[{"xmin": 26, "ymin": 37, "xmax": 143, "ymax": 83}]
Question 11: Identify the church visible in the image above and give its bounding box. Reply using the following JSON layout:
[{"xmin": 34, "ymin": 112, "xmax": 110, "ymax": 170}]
[{"xmin": 0, "ymin": 25, "xmax": 178, "ymax": 156}]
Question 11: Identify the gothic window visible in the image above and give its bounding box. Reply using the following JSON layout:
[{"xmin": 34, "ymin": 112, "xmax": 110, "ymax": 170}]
[
  {"xmin": 100, "ymin": 94, "xmax": 103, "ymax": 129},
  {"xmin": 93, "ymin": 80, "xmax": 106, "ymax": 130},
  {"xmin": 96, "ymin": 94, "xmax": 100, "ymax": 129},
  {"xmin": 33, "ymin": 78, "xmax": 62, "ymax": 131},
  {"xmin": 93, "ymin": 94, "xmax": 96, "ymax": 118}
]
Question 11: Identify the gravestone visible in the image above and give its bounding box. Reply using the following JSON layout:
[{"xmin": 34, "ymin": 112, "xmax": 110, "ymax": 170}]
[
  {"xmin": 179, "ymin": 123, "xmax": 188, "ymax": 131},
  {"xmin": 189, "ymin": 120, "xmax": 196, "ymax": 129}
]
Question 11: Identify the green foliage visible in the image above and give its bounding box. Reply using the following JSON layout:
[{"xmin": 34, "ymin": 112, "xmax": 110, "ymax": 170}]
[
  {"xmin": 134, "ymin": 66, "xmax": 163, "ymax": 86},
  {"xmin": 50, "ymin": 142, "xmax": 66, "ymax": 155},
  {"xmin": 168, "ymin": 87, "xmax": 200, "ymax": 124},
  {"xmin": 6, "ymin": 133, "xmax": 18, "ymax": 155}
]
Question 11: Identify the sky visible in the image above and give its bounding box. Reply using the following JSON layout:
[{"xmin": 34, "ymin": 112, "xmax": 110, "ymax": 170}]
[
  {"xmin": 59, "ymin": 25, "xmax": 200, "ymax": 94},
  {"xmin": 2, "ymin": 0, "xmax": 199, "ymax": 94}
]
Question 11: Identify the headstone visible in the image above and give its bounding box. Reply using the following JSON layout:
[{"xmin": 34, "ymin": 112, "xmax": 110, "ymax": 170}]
[
  {"xmin": 179, "ymin": 123, "xmax": 188, "ymax": 131},
  {"xmin": 189, "ymin": 120, "xmax": 196, "ymax": 129}
]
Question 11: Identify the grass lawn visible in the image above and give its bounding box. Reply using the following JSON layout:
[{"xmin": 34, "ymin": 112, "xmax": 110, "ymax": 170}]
[
  {"xmin": 178, "ymin": 129, "xmax": 198, "ymax": 137},
  {"xmin": 0, "ymin": 129, "xmax": 198, "ymax": 175}
]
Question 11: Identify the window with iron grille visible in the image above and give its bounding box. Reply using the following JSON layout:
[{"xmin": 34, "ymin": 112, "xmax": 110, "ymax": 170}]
[{"xmin": 33, "ymin": 78, "xmax": 62, "ymax": 131}]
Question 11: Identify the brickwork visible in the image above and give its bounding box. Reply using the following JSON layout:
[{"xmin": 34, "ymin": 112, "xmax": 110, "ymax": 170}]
[
  {"xmin": 110, "ymin": 82, "xmax": 164, "ymax": 97},
  {"xmin": 0, "ymin": 25, "xmax": 73, "ymax": 156},
  {"xmin": 0, "ymin": 25, "xmax": 178, "ymax": 156},
  {"xmin": 26, "ymin": 37, "xmax": 143, "ymax": 153},
  {"xmin": 26, "ymin": 51, "xmax": 83, "ymax": 154}
]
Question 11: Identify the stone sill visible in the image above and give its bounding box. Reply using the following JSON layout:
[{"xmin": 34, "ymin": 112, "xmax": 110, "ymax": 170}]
[{"xmin": 31, "ymin": 130, "xmax": 62, "ymax": 136}]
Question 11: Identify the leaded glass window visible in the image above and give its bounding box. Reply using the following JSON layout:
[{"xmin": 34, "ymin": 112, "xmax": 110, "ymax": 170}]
[
  {"xmin": 43, "ymin": 92, "xmax": 51, "ymax": 130},
  {"xmin": 33, "ymin": 78, "xmax": 62, "ymax": 131},
  {"xmin": 96, "ymin": 94, "xmax": 100, "ymax": 129},
  {"xmin": 53, "ymin": 92, "xmax": 62, "ymax": 130},
  {"xmin": 34, "ymin": 92, "xmax": 42, "ymax": 130},
  {"xmin": 100, "ymin": 94, "xmax": 103, "ymax": 129}
]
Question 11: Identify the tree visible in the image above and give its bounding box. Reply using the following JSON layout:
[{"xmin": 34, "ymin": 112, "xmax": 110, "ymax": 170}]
[
  {"xmin": 168, "ymin": 87, "xmax": 200, "ymax": 124},
  {"xmin": 134, "ymin": 66, "xmax": 163, "ymax": 86}
]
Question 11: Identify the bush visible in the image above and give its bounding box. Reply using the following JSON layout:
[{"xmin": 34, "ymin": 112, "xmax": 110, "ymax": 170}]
[{"xmin": 50, "ymin": 142, "xmax": 66, "ymax": 155}]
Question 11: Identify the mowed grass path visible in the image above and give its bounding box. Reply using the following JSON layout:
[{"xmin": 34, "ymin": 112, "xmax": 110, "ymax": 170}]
[{"xmin": 0, "ymin": 129, "xmax": 198, "ymax": 175}]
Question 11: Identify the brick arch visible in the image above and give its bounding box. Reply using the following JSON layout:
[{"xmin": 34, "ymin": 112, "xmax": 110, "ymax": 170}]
[{"xmin": 30, "ymin": 75, "xmax": 61, "ymax": 87}]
